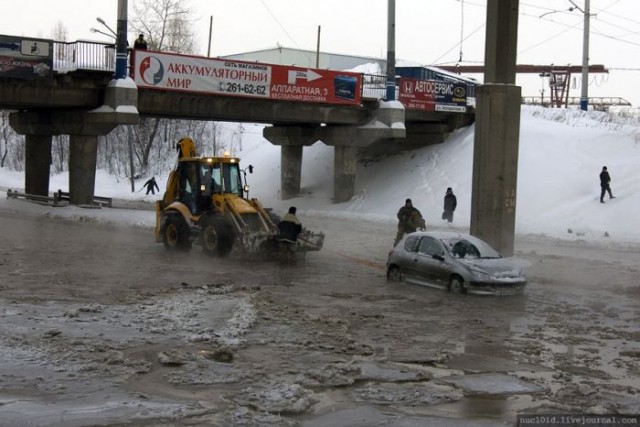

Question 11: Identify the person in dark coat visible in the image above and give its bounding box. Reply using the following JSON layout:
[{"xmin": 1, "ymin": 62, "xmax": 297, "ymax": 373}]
[
  {"xmin": 442, "ymin": 187, "xmax": 457, "ymax": 223},
  {"xmin": 599, "ymin": 166, "xmax": 615, "ymax": 203},
  {"xmin": 133, "ymin": 34, "xmax": 148, "ymax": 50},
  {"xmin": 144, "ymin": 177, "xmax": 160, "ymax": 195},
  {"xmin": 278, "ymin": 206, "xmax": 302, "ymax": 265},
  {"xmin": 394, "ymin": 199, "xmax": 426, "ymax": 246}
]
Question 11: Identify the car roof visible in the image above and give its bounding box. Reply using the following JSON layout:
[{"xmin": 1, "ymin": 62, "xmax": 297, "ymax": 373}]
[{"xmin": 408, "ymin": 230, "xmax": 470, "ymax": 240}]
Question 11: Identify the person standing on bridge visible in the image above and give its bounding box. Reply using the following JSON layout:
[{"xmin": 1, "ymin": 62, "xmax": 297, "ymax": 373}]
[
  {"xmin": 134, "ymin": 33, "xmax": 148, "ymax": 50},
  {"xmin": 144, "ymin": 177, "xmax": 160, "ymax": 195}
]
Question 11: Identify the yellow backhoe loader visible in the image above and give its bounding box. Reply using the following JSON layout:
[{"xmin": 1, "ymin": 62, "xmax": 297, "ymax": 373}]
[{"xmin": 155, "ymin": 137, "xmax": 324, "ymax": 256}]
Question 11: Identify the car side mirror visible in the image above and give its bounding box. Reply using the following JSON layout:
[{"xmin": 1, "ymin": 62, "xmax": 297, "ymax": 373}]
[{"xmin": 433, "ymin": 254, "xmax": 445, "ymax": 262}]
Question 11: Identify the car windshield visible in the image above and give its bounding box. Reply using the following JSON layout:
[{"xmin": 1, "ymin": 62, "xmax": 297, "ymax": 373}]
[{"xmin": 441, "ymin": 236, "xmax": 502, "ymax": 259}]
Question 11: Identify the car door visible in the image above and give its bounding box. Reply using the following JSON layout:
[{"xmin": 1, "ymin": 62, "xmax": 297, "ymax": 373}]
[
  {"xmin": 414, "ymin": 236, "xmax": 449, "ymax": 287},
  {"xmin": 397, "ymin": 235, "xmax": 421, "ymax": 282}
]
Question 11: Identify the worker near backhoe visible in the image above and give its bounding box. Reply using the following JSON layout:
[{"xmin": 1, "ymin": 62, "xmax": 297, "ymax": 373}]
[{"xmin": 278, "ymin": 206, "xmax": 302, "ymax": 265}]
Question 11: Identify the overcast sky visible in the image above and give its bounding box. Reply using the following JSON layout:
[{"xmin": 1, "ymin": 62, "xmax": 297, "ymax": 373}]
[{"xmin": 1, "ymin": 0, "xmax": 639, "ymax": 106}]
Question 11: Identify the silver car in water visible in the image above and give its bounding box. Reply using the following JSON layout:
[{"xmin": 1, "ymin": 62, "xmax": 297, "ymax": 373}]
[{"xmin": 386, "ymin": 231, "xmax": 526, "ymax": 296}]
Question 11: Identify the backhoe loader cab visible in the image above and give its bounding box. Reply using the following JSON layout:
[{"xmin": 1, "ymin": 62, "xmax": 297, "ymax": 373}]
[
  {"xmin": 173, "ymin": 156, "xmax": 244, "ymax": 214},
  {"xmin": 155, "ymin": 137, "xmax": 324, "ymax": 257}
]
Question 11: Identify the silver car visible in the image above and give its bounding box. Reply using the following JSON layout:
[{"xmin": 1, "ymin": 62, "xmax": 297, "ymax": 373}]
[{"xmin": 386, "ymin": 231, "xmax": 526, "ymax": 296}]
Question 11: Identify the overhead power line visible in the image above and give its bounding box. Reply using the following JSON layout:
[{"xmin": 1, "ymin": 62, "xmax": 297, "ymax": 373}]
[{"xmin": 259, "ymin": 0, "xmax": 300, "ymax": 49}]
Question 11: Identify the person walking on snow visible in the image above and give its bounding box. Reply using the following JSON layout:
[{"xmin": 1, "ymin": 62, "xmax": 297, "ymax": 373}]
[
  {"xmin": 394, "ymin": 199, "xmax": 426, "ymax": 246},
  {"xmin": 144, "ymin": 177, "xmax": 160, "ymax": 195},
  {"xmin": 442, "ymin": 187, "xmax": 457, "ymax": 223},
  {"xmin": 599, "ymin": 166, "xmax": 615, "ymax": 203}
]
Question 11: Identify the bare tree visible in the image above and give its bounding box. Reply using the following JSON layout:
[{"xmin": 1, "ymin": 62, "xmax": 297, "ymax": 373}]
[
  {"xmin": 51, "ymin": 135, "xmax": 69, "ymax": 173},
  {"xmin": 51, "ymin": 20, "xmax": 69, "ymax": 61},
  {"xmin": 131, "ymin": 0, "xmax": 196, "ymax": 53},
  {"xmin": 0, "ymin": 112, "xmax": 10, "ymax": 168},
  {"xmin": 129, "ymin": 0, "xmax": 198, "ymax": 176}
]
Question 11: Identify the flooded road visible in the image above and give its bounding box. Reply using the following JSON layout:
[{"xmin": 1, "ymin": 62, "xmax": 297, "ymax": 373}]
[{"xmin": 0, "ymin": 208, "xmax": 639, "ymax": 426}]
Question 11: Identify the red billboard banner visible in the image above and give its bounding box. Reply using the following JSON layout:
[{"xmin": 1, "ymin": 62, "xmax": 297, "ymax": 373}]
[
  {"xmin": 133, "ymin": 50, "xmax": 362, "ymax": 105},
  {"xmin": 398, "ymin": 77, "xmax": 467, "ymax": 112}
]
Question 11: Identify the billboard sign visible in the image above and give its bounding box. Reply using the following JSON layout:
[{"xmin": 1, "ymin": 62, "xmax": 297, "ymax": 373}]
[
  {"xmin": 0, "ymin": 35, "xmax": 52, "ymax": 79},
  {"xmin": 133, "ymin": 51, "xmax": 362, "ymax": 105},
  {"xmin": 398, "ymin": 77, "xmax": 467, "ymax": 112}
]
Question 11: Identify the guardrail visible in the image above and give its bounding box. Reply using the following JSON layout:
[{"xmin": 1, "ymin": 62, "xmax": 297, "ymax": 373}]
[
  {"xmin": 48, "ymin": 42, "xmax": 477, "ymax": 108},
  {"xmin": 362, "ymin": 74, "xmax": 386, "ymax": 100},
  {"xmin": 522, "ymin": 96, "xmax": 632, "ymax": 111},
  {"xmin": 6, "ymin": 189, "xmax": 65, "ymax": 206},
  {"xmin": 55, "ymin": 190, "xmax": 113, "ymax": 207},
  {"xmin": 6, "ymin": 188, "xmax": 113, "ymax": 208},
  {"xmin": 52, "ymin": 40, "xmax": 115, "ymax": 73}
]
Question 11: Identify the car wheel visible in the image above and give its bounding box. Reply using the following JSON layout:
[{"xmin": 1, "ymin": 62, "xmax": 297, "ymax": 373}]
[
  {"xmin": 449, "ymin": 275, "xmax": 465, "ymax": 294},
  {"xmin": 201, "ymin": 215, "xmax": 235, "ymax": 256},
  {"xmin": 163, "ymin": 214, "xmax": 192, "ymax": 251},
  {"xmin": 387, "ymin": 266, "xmax": 402, "ymax": 283}
]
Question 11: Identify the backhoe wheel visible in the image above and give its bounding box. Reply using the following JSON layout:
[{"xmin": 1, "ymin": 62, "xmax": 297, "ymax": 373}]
[
  {"xmin": 163, "ymin": 214, "xmax": 192, "ymax": 251},
  {"xmin": 201, "ymin": 216, "xmax": 235, "ymax": 257}
]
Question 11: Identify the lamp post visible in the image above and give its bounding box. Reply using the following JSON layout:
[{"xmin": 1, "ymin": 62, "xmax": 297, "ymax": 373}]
[
  {"xmin": 114, "ymin": 0, "xmax": 128, "ymax": 79},
  {"xmin": 96, "ymin": 17, "xmax": 117, "ymax": 38},
  {"xmin": 385, "ymin": 0, "xmax": 396, "ymax": 101},
  {"xmin": 90, "ymin": 27, "xmax": 116, "ymax": 40}
]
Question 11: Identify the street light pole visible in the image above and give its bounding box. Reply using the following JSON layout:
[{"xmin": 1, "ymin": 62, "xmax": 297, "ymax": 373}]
[
  {"xmin": 579, "ymin": 0, "xmax": 590, "ymax": 111},
  {"xmin": 115, "ymin": 0, "xmax": 128, "ymax": 79},
  {"xmin": 385, "ymin": 0, "xmax": 396, "ymax": 101},
  {"xmin": 90, "ymin": 28, "xmax": 116, "ymax": 40},
  {"xmin": 96, "ymin": 17, "xmax": 117, "ymax": 38}
]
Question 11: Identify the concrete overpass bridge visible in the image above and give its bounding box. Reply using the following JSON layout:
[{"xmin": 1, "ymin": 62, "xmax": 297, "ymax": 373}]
[{"xmin": 0, "ymin": 37, "xmax": 474, "ymax": 205}]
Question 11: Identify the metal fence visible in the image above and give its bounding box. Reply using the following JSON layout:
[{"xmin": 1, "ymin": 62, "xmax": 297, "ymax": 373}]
[
  {"xmin": 52, "ymin": 40, "xmax": 115, "ymax": 73},
  {"xmin": 362, "ymin": 74, "xmax": 387, "ymax": 100}
]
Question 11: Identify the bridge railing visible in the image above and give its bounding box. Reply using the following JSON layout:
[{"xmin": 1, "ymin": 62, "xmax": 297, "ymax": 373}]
[
  {"xmin": 47, "ymin": 43, "xmax": 475, "ymax": 109},
  {"xmin": 522, "ymin": 96, "xmax": 632, "ymax": 111},
  {"xmin": 52, "ymin": 40, "xmax": 115, "ymax": 73},
  {"xmin": 362, "ymin": 74, "xmax": 386, "ymax": 100}
]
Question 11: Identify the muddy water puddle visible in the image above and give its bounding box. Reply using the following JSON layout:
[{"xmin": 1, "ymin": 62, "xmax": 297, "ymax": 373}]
[{"xmin": 2, "ymin": 212, "xmax": 640, "ymax": 425}]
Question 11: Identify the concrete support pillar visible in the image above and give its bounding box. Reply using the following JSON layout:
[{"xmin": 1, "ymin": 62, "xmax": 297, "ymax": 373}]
[
  {"xmin": 281, "ymin": 144, "xmax": 303, "ymax": 199},
  {"xmin": 24, "ymin": 135, "xmax": 52, "ymax": 196},
  {"xmin": 333, "ymin": 145, "xmax": 357, "ymax": 203},
  {"xmin": 484, "ymin": 0, "xmax": 519, "ymax": 84},
  {"xmin": 470, "ymin": 0, "xmax": 521, "ymax": 256},
  {"xmin": 470, "ymin": 84, "xmax": 521, "ymax": 256},
  {"xmin": 11, "ymin": 107, "xmax": 136, "ymax": 206},
  {"xmin": 263, "ymin": 126, "xmax": 318, "ymax": 200},
  {"xmin": 69, "ymin": 135, "xmax": 98, "ymax": 205}
]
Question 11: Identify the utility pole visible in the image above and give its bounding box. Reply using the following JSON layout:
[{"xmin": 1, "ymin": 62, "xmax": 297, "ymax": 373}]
[
  {"xmin": 579, "ymin": 0, "xmax": 590, "ymax": 111},
  {"xmin": 207, "ymin": 16, "xmax": 213, "ymax": 57},
  {"xmin": 316, "ymin": 25, "xmax": 321, "ymax": 68},
  {"xmin": 385, "ymin": 0, "xmax": 396, "ymax": 101}
]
